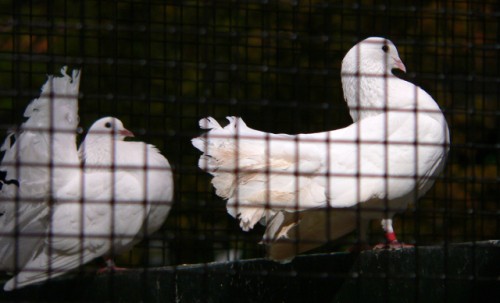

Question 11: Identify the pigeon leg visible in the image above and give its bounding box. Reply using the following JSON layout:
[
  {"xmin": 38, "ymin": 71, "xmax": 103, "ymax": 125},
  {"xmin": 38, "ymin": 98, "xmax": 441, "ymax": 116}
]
[
  {"xmin": 97, "ymin": 258, "xmax": 127, "ymax": 274},
  {"xmin": 373, "ymin": 219, "xmax": 413, "ymax": 250}
]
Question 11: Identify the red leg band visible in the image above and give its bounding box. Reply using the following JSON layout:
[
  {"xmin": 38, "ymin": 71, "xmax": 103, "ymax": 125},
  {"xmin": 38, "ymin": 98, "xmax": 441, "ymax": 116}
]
[{"xmin": 386, "ymin": 232, "xmax": 397, "ymax": 242}]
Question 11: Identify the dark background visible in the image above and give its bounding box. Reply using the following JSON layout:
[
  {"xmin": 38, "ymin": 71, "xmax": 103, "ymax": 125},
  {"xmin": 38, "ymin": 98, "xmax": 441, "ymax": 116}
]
[{"xmin": 0, "ymin": 0, "xmax": 498, "ymax": 267}]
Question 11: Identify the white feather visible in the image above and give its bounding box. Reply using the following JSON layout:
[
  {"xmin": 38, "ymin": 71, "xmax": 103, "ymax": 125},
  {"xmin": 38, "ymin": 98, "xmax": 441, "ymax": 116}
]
[
  {"xmin": 192, "ymin": 37, "xmax": 450, "ymax": 260},
  {"xmin": 0, "ymin": 67, "xmax": 80, "ymax": 273},
  {"xmin": 2, "ymin": 95, "xmax": 173, "ymax": 289}
]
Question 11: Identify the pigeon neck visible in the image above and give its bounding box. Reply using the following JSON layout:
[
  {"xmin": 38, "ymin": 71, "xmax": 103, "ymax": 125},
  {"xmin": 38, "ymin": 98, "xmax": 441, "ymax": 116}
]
[
  {"xmin": 341, "ymin": 67, "xmax": 398, "ymax": 122},
  {"xmin": 80, "ymin": 135, "xmax": 117, "ymax": 168}
]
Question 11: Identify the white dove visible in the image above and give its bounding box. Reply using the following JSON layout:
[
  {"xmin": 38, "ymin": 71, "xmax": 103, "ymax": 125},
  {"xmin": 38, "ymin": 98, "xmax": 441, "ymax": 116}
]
[
  {"xmin": 0, "ymin": 67, "xmax": 81, "ymax": 273},
  {"xmin": 77, "ymin": 117, "xmax": 174, "ymax": 265},
  {"xmin": 2, "ymin": 84, "xmax": 173, "ymax": 289},
  {"xmin": 192, "ymin": 37, "xmax": 449, "ymax": 261}
]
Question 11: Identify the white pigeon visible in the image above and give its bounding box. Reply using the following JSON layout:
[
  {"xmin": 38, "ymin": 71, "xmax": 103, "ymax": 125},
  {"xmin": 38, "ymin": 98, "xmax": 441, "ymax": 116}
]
[
  {"xmin": 0, "ymin": 67, "xmax": 81, "ymax": 273},
  {"xmin": 192, "ymin": 37, "xmax": 450, "ymax": 261},
  {"xmin": 77, "ymin": 117, "xmax": 174, "ymax": 260},
  {"xmin": 2, "ymin": 91, "xmax": 173, "ymax": 289}
]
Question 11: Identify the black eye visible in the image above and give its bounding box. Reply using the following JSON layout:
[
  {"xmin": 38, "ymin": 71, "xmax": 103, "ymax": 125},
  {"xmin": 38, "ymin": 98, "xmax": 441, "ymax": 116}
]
[
  {"xmin": 104, "ymin": 122, "xmax": 112, "ymax": 128},
  {"xmin": 382, "ymin": 45, "xmax": 389, "ymax": 53}
]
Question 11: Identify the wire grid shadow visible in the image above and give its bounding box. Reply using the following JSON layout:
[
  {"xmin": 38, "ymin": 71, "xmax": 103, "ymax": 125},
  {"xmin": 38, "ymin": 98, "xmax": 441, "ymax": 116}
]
[{"xmin": 0, "ymin": 0, "xmax": 498, "ymax": 301}]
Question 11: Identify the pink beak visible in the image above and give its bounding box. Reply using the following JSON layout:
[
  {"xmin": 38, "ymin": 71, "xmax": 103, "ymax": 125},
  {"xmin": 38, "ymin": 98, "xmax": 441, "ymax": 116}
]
[
  {"xmin": 119, "ymin": 129, "xmax": 135, "ymax": 138},
  {"xmin": 393, "ymin": 57, "xmax": 407, "ymax": 73}
]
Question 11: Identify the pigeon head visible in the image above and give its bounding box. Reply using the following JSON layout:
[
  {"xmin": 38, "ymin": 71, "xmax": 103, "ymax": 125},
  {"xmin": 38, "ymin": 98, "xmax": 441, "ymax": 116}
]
[
  {"xmin": 78, "ymin": 117, "xmax": 134, "ymax": 165},
  {"xmin": 87, "ymin": 117, "xmax": 134, "ymax": 141},
  {"xmin": 341, "ymin": 37, "xmax": 408, "ymax": 122},
  {"xmin": 341, "ymin": 37, "xmax": 406, "ymax": 76}
]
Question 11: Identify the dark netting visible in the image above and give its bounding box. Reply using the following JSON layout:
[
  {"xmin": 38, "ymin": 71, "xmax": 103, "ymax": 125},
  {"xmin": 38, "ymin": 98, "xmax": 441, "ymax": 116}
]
[{"xmin": 0, "ymin": 1, "xmax": 498, "ymax": 302}]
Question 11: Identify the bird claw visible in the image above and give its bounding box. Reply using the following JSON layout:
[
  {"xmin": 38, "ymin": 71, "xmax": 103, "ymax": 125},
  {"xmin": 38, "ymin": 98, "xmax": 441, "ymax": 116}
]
[{"xmin": 97, "ymin": 258, "xmax": 127, "ymax": 274}]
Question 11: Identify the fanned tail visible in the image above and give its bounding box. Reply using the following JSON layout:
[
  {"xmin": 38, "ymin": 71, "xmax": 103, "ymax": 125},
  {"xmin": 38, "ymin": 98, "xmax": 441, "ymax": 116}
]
[
  {"xmin": 192, "ymin": 117, "xmax": 326, "ymax": 232},
  {"xmin": 23, "ymin": 66, "xmax": 80, "ymax": 132},
  {"xmin": 198, "ymin": 117, "xmax": 222, "ymax": 130},
  {"xmin": 0, "ymin": 67, "xmax": 81, "ymax": 272}
]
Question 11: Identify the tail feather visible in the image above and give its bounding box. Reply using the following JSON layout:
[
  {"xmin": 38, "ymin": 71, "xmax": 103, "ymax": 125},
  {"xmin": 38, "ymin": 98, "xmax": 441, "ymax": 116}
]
[
  {"xmin": 23, "ymin": 66, "xmax": 80, "ymax": 131},
  {"xmin": 0, "ymin": 67, "xmax": 81, "ymax": 273},
  {"xmin": 192, "ymin": 116, "xmax": 327, "ymax": 232},
  {"xmin": 198, "ymin": 117, "xmax": 222, "ymax": 130}
]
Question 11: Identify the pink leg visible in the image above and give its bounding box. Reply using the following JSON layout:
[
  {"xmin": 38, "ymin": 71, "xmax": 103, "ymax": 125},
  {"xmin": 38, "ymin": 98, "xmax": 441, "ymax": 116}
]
[
  {"xmin": 373, "ymin": 219, "xmax": 413, "ymax": 250},
  {"xmin": 97, "ymin": 258, "xmax": 127, "ymax": 274}
]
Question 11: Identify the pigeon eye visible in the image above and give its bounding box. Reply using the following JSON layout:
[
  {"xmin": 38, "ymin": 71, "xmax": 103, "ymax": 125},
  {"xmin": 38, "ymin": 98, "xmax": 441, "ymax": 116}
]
[
  {"xmin": 382, "ymin": 45, "xmax": 389, "ymax": 53},
  {"xmin": 104, "ymin": 122, "xmax": 112, "ymax": 128}
]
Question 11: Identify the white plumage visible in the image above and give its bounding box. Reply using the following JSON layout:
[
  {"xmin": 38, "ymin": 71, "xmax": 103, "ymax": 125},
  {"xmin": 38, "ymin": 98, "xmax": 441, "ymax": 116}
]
[
  {"xmin": 77, "ymin": 117, "xmax": 174, "ymax": 254},
  {"xmin": 2, "ymin": 70, "xmax": 173, "ymax": 291},
  {"xmin": 0, "ymin": 67, "xmax": 81, "ymax": 273},
  {"xmin": 192, "ymin": 37, "xmax": 449, "ymax": 261}
]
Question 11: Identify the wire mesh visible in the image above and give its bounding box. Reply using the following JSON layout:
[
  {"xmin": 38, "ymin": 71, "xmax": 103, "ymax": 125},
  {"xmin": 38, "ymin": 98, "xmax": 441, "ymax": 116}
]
[{"xmin": 0, "ymin": 0, "xmax": 498, "ymax": 301}]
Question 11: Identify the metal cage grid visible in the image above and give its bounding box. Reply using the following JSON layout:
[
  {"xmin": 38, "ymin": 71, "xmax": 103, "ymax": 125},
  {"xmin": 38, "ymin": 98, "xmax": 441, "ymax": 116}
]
[{"xmin": 0, "ymin": 0, "xmax": 498, "ymax": 301}]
